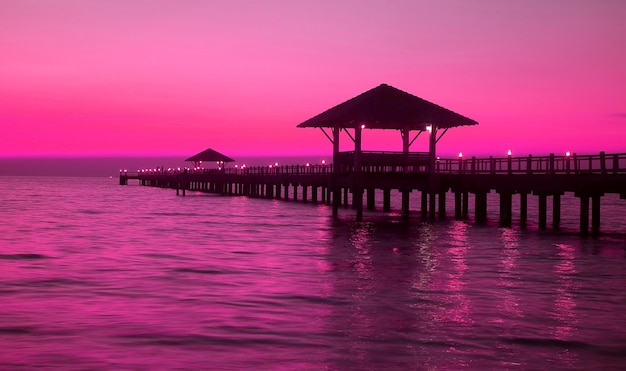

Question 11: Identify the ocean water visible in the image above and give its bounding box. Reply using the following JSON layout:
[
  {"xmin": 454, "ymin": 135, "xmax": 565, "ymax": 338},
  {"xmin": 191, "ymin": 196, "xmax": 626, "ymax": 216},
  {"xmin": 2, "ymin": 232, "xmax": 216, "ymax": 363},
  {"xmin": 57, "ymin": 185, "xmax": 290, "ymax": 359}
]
[{"xmin": 1, "ymin": 176, "xmax": 625, "ymax": 370}]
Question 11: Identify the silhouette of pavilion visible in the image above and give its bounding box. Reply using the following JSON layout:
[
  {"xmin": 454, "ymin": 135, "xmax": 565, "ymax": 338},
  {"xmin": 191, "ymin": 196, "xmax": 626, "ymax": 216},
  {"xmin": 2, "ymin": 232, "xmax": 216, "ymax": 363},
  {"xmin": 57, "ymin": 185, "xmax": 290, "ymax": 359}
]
[
  {"xmin": 297, "ymin": 83, "xmax": 478, "ymax": 172},
  {"xmin": 185, "ymin": 148, "xmax": 235, "ymax": 168}
]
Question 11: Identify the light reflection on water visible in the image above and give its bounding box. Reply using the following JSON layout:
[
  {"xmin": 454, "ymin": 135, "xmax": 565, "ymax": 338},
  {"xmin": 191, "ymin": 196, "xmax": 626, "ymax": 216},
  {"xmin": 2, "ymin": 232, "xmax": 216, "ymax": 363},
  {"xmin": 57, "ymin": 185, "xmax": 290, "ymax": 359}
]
[{"xmin": 0, "ymin": 177, "xmax": 625, "ymax": 369}]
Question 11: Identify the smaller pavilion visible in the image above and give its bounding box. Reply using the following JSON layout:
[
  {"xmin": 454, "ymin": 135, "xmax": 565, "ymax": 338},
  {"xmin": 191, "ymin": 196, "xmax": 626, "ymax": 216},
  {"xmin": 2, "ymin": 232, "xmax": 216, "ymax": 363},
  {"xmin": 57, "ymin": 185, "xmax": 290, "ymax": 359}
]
[{"xmin": 185, "ymin": 148, "xmax": 235, "ymax": 169}]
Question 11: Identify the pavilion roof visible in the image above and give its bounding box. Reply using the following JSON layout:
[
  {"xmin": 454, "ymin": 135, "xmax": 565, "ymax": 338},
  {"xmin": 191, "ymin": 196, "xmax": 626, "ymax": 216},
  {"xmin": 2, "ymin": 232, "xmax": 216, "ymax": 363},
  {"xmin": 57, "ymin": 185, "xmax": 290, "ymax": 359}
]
[
  {"xmin": 297, "ymin": 83, "xmax": 478, "ymax": 130},
  {"xmin": 185, "ymin": 148, "xmax": 235, "ymax": 163}
]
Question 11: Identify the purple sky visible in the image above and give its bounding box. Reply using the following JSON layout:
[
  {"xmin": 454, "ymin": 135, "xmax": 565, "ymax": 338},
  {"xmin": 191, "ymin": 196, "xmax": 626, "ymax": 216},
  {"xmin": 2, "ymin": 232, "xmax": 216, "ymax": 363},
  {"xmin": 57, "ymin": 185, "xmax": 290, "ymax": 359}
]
[{"xmin": 1, "ymin": 0, "xmax": 625, "ymax": 159}]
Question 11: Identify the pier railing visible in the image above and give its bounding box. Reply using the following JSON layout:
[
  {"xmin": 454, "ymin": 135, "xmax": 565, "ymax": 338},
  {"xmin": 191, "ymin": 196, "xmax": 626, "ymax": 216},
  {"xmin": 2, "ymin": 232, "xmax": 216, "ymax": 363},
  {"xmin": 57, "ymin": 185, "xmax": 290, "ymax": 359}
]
[
  {"xmin": 435, "ymin": 152, "xmax": 626, "ymax": 175},
  {"xmin": 122, "ymin": 152, "xmax": 626, "ymax": 178}
]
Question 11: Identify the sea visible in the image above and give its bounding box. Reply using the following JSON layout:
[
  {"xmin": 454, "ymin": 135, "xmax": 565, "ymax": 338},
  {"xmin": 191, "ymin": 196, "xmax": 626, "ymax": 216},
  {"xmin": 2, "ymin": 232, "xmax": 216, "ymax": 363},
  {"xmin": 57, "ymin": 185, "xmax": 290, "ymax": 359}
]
[{"xmin": 1, "ymin": 174, "xmax": 625, "ymax": 370}]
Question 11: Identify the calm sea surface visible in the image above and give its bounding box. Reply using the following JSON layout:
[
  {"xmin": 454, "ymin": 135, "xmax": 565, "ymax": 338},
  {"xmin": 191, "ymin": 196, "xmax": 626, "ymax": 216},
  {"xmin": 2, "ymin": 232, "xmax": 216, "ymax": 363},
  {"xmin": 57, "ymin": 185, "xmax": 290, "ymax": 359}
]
[{"xmin": 1, "ymin": 176, "xmax": 625, "ymax": 370}]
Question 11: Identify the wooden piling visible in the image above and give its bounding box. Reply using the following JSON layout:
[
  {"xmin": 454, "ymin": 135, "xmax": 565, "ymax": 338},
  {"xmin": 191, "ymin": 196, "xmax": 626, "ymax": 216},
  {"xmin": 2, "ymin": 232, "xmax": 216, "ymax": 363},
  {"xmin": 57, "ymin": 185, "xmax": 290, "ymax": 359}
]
[{"xmin": 383, "ymin": 189, "xmax": 391, "ymax": 212}]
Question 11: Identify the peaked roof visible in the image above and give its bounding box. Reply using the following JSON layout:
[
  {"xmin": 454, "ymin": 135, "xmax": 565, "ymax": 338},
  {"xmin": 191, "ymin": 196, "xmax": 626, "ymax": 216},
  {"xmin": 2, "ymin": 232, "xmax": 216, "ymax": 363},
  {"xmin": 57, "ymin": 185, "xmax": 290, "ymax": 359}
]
[
  {"xmin": 297, "ymin": 83, "xmax": 478, "ymax": 130},
  {"xmin": 185, "ymin": 148, "xmax": 235, "ymax": 163}
]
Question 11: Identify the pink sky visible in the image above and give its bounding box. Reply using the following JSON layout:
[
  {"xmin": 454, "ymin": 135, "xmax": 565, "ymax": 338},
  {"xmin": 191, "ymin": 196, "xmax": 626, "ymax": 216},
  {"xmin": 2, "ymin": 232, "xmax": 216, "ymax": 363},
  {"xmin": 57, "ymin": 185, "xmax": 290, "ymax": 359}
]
[{"xmin": 1, "ymin": 0, "xmax": 625, "ymax": 159}]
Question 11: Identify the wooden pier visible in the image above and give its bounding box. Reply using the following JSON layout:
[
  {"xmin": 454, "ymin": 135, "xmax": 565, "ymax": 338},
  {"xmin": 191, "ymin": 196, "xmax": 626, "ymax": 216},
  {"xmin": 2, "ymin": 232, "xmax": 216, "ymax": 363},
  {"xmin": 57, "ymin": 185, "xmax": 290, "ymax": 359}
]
[
  {"xmin": 120, "ymin": 151, "xmax": 626, "ymax": 235},
  {"xmin": 120, "ymin": 84, "xmax": 626, "ymax": 235}
]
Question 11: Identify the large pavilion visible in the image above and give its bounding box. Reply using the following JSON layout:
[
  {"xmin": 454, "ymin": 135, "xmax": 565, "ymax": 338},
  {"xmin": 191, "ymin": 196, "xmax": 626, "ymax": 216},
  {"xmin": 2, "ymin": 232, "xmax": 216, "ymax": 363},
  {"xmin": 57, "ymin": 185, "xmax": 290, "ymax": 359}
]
[{"xmin": 297, "ymin": 83, "xmax": 478, "ymax": 172}]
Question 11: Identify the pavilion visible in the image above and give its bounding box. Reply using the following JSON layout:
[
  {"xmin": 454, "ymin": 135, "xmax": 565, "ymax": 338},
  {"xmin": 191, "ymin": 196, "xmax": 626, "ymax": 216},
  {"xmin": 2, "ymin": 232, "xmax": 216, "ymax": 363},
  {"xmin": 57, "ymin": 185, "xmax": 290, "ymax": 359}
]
[
  {"xmin": 297, "ymin": 83, "xmax": 478, "ymax": 172},
  {"xmin": 185, "ymin": 148, "xmax": 235, "ymax": 169}
]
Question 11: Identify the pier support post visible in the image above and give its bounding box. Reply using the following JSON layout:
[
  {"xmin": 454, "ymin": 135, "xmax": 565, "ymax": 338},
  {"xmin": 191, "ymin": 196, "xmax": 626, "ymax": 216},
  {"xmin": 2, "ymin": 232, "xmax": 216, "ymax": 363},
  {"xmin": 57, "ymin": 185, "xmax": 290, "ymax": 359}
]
[
  {"xmin": 474, "ymin": 192, "xmax": 487, "ymax": 223},
  {"xmin": 332, "ymin": 188, "xmax": 340, "ymax": 216},
  {"xmin": 367, "ymin": 188, "xmax": 376, "ymax": 210},
  {"xmin": 401, "ymin": 190, "xmax": 410, "ymax": 219},
  {"xmin": 326, "ymin": 187, "xmax": 332, "ymax": 206},
  {"xmin": 499, "ymin": 191, "xmax": 513, "ymax": 227},
  {"xmin": 462, "ymin": 191, "xmax": 469, "ymax": 218},
  {"xmin": 438, "ymin": 191, "xmax": 446, "ymax": 220},
  {"xmin": 592, "ymin": 194, "xmax": 601, "ymax": 236},
  {"xmin": 343, "ymin": 188, "xmax": 350, "ymax": 206},
  {"xmin": 429, "ymin": 192, "xmax": 436, "ymax": 221},
  {"xmin": 383, "ymin": 190, "xmax": 391, "ymax": 212},
  {"xmin": 302, "ymin": 186, "xmax": 308, "ymax": 203},
  {"xmin": 454, "ymin": 191, "xmax": 462, "ymax": 220},
  {"xmin": 421, "ymin": 191, "xmax": 428, "ymax": 218},
  {"xmin": 354, "ymin": 190, "xmax": 363, "ymax": 221},
  {"xmin": 312, "ymin": 186, "xmax": 318, "ymax": 203},
  {"xmin": 579, "ymin": 194, "xmax": 590, "ymax": 236},
  {"xmin": 520, "ymin": 193, "xmax": 528, "ymax": 227},
  {"xmin": 284, "ymin": 184, "xmax": 289, "ymax": 200},
  {"xmin": 553, "ymin": 193, "xmax": 562, "ymax": 229},
  {"xmin": 293, "ymin": 185, "xmax": 298, "ymax": 201},
  {"xmin": 538, "ymin": 194, "xmax": 547, "ymax": 230}
]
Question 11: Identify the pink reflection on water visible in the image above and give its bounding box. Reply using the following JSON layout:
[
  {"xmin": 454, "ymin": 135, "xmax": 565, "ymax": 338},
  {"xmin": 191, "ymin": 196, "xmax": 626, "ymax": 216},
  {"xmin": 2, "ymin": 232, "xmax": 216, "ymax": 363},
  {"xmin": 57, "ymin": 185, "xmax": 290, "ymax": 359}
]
[
  {"xmin": 434, "ymin": 221, "xmax": 473, "ymax": 327},
  {"xmin": 498, "ymin": 228, "xmax": 522, "ymax": 320},
  {"xmin": 553, "ymin": 243, "xmax": 579, "ymax": 340}
]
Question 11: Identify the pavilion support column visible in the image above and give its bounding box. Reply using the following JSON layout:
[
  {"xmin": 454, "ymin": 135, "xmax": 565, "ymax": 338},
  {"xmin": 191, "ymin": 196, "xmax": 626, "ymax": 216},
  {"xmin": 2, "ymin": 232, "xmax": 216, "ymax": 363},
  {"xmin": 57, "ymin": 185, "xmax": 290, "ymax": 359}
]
[
  {"xmin": 401, "ymin": 190, "xmax": 410, "ymax": 220},
  {"xmin": 331, "ymin": 124, "xmax": 341, "ymax": 216},
  {"xmin": 354, "ymin": 124, "xmax": 364, "ymax": 221},
  {"xmin": 520, "ymin": 193, "xmax": 528, "ymax": 227},
  {"xmin": 402, "ymin": 127, "xmax": 410, "ymax": 173},
  {"xmin": 429, "ymin": 125, "xmax": 437, "ymax": 173},
  {"xmin": 383, "ymin": 190, "xmax": 391, "ymax": 212}
]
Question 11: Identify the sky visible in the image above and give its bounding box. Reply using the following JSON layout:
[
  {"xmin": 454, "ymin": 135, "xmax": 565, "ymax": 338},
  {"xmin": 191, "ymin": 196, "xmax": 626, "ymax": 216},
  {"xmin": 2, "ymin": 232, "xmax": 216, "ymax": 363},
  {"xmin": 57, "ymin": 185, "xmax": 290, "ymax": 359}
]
[{"xmin": 1, "ymin": 0, "xmax": 625, "ymax": 160}]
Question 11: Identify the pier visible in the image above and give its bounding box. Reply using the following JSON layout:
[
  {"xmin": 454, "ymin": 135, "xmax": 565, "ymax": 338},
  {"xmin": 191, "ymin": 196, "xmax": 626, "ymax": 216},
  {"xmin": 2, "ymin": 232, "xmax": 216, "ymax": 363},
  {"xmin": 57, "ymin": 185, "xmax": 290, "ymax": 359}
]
[
  {"xmin": 120, "ymin": 151, "xmax": 626, "ymax": 236},
  {"xmin": 120, "ymin": 84, "xmax": 626, "ymax": 235}
]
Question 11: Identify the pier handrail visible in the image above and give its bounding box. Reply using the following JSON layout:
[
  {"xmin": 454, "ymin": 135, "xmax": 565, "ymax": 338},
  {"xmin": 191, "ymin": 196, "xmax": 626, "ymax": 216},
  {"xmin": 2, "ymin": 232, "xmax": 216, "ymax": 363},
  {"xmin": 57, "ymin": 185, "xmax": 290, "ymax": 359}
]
[{"xmin": 435, "ymin": 152, "xmax": 626, "ymax": 175}]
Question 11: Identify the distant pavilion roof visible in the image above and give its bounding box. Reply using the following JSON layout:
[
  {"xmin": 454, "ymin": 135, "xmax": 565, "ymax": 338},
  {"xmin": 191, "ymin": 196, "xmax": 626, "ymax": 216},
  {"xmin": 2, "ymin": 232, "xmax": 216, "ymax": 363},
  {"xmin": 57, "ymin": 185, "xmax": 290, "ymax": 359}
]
[
  {"xmin": 185, "ymin": 148, "xmax": 235, "ymax": 163},
  {"xmin": 297, "ymin": 83, "xmax": 478, "ymax": 130}
]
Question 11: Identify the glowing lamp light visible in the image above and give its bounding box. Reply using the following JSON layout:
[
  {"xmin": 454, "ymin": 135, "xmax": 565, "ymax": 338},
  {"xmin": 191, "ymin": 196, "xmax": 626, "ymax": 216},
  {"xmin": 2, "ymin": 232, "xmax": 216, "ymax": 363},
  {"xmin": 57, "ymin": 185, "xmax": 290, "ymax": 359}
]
[
  {"xmin": 321, "ymin": 160, "xmax": 326, "ymax": 165},
  {"xmin": 360, "ymin": 124, "xmax": 366, "ymax": 129},
  {"xmin": 458, "ymin": 152, "xmax": 463, "ymax": 158},
  {"xmin": 507, "ymin": 149, "xmax": 512, "ymax": 156},
  {"xmin": 269, "ymin": 165, "xmax": 273, "ymax": 168},
  {"xmin": 274, "ymin": 162, "xmax": 279, "ymax": 167},
  {"xmin": 566, "ymin": 151, "xmax": 571, "ymax": 157},
  {"xmin": 235, "ymin": 165, "xmax": 238, "ymax": 168},
  {"xmin": 426, "ymin": 125, "xmax": 433, "ymax": 133},
  {"xmin": 306, "ymin": 163, "xmax": 310, "ymax": 167}
]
